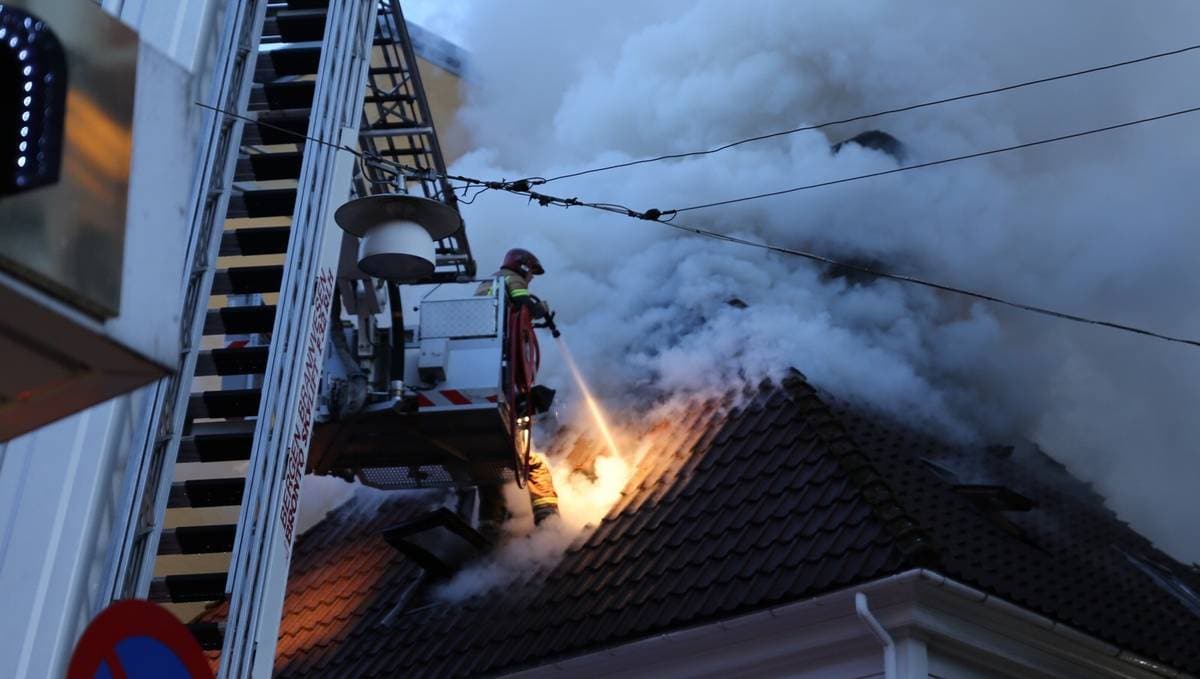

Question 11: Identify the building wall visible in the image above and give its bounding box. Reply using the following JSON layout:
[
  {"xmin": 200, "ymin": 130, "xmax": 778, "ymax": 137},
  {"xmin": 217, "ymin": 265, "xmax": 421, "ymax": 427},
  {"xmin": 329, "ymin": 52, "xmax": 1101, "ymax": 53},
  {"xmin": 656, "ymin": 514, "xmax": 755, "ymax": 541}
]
[
  {"xmin": 928, "ymin": 647, "xmax": 1014, "ymax": 679},
  {"xmin": 0, "ymin": 389, "xmax": 148, "ymax": 679},
  {"xmin": 99, "ymin": 0, "xmax": 219, "ymax": 75},
  {"xmin": 94, "ymin": 0, "xmax": 221, "ymax": 367},
  {"xmin": 0, "ymin": 6, "xmax": 225, "ymax": 676},
  {"xmin": 417, "ymin": 56, "xmax": 471, "ymax": 165}
]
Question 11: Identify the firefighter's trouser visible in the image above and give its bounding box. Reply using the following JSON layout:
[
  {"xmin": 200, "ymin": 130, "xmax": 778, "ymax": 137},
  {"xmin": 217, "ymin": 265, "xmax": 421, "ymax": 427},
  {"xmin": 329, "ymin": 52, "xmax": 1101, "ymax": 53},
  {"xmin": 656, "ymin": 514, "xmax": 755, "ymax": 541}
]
[
  {"xmin": 477, "ymin": 453, "xmax": 559, "ymax": 538},
  {"xmin": 527, "ymin": 452, "xmax": 558, "ymax": 521}
]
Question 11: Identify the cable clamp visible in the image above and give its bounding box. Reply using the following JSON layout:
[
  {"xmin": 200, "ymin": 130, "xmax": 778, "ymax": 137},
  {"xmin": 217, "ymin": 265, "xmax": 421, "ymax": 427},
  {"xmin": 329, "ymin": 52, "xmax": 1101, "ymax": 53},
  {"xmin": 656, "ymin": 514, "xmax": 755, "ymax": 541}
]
[{"xmin": 639, "ymin": 208, "xmax": 676, "ymax": 222}]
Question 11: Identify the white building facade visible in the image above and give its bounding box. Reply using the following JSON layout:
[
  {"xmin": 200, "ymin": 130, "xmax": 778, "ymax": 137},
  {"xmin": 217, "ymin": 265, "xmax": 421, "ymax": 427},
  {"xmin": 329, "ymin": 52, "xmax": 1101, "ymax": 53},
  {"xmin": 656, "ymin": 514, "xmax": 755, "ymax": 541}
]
[{"xmin": 0, "ymin": 2, "xmax": 226, "ymax": 677}]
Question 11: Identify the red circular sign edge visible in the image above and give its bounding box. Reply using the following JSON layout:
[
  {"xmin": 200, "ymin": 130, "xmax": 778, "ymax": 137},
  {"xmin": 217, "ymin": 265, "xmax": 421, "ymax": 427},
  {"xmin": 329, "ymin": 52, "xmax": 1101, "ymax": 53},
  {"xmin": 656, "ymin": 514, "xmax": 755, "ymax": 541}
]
[{"xmin": 67, "ymin": 599, "xmax": 214, "ymax": 679}]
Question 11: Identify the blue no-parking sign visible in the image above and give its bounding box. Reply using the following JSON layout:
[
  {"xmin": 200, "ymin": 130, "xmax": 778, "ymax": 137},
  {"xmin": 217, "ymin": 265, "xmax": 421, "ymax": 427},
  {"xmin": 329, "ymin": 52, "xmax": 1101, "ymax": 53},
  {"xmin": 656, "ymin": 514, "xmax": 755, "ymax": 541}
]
[{"xmin": 67, "ymin": 600, "xmax": 214, "ymax": 679}]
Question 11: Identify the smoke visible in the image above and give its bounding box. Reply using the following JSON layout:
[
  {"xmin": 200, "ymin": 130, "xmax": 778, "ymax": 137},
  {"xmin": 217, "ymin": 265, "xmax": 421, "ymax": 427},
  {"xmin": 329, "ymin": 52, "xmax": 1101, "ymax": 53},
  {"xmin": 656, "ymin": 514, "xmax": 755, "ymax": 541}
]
[
  {"xmin": 435, "ymin": 444, "xmax": 633, "ymax": 601},
  {"xmin": 399, "ymin": 0, "xmax": 472, "ymax": 46},
  {"xmin": 440, "ymin": 0, "xmax": 1200, "ymax": 562},
  {"xmin": 295, "ymin": 474, "xmax": 417, "ymax": 535}
]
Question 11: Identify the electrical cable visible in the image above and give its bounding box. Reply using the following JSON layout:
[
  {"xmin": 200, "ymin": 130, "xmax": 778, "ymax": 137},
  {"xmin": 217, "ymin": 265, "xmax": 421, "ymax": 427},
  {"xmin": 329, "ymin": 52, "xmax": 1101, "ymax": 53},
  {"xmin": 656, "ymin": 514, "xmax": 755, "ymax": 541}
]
[
  {"xmin": 670, "ymin": 105, "xmax": 1200, "ymax": 213},
  {"xmin": 194, "ymin": 101, "xmax": 489, "ymax": 189},
  {"xmin": 534, "ymin": 41, "xmax": 1200, "ymax": 184},
  {"xmin": 194, "ymin": 100, "xmax": 1200, "ymax": 349},
  {"xmin": 650, "ymin": 218, "xmax": 1200, "ymax": 349}
]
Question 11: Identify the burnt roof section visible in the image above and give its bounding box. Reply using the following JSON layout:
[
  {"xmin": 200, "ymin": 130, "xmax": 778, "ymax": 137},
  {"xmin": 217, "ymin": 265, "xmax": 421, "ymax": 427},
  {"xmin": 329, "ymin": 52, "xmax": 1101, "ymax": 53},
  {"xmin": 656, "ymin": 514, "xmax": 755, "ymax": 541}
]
[{"xmin": 251, "ymin": 369, "xmax": 1200, "ymax": 677}]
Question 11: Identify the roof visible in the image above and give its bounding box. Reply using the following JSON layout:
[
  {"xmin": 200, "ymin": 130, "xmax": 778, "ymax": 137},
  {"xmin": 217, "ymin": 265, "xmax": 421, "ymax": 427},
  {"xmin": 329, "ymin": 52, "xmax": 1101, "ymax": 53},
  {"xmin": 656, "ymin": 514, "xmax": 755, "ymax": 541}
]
[
  {"xmin": 407, "ymin": 21, "xmax": 467, "ymax": 77},
  {"xmin": 218, "ymin": 369, "xmax": 1200, "ymax": 677}
]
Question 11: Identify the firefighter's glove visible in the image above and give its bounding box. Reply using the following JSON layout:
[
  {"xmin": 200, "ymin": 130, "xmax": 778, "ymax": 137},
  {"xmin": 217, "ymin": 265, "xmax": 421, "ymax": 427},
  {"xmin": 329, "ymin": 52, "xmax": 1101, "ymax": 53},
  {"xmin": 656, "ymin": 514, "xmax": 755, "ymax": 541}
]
[{"xmin": 527, "ymin": 294, "xmax": 549, "ymax": 320}]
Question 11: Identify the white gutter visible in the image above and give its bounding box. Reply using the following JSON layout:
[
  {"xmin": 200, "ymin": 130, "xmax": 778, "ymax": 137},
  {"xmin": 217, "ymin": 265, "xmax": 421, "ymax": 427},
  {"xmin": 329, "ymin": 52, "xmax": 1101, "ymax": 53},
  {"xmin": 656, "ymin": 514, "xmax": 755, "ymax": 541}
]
[{"xmin": 855, "ymin": 592, "xmax": 897, "ymax": 679}]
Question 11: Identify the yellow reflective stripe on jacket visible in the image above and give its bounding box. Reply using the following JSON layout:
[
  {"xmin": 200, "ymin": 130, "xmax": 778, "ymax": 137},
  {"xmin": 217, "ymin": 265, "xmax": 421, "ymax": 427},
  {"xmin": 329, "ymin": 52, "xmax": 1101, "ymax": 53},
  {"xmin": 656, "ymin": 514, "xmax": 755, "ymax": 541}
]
[
  {"xmin": 530, "ymin": 496, "xmax": 558, "ymax": 508},
  {"xmin": 510, "ymin": 288, "xmax": 532, "ymax": 298}
]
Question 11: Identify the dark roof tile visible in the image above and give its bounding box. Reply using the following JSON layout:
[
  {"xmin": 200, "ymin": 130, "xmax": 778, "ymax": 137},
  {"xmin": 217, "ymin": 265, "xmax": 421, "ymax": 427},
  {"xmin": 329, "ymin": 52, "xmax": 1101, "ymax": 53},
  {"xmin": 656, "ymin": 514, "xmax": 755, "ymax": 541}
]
[{"xmin": 257, "ymin": 372, "xmax": 1200, "ymax": 678}]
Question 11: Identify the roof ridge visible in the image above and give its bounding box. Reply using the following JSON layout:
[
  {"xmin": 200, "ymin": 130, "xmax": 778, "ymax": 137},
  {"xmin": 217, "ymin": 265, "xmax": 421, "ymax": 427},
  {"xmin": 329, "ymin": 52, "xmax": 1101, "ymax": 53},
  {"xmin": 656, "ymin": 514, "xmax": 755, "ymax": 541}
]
[{"xmin": 779, "ymin": 368, "xmax": 939, "ymax": 568}]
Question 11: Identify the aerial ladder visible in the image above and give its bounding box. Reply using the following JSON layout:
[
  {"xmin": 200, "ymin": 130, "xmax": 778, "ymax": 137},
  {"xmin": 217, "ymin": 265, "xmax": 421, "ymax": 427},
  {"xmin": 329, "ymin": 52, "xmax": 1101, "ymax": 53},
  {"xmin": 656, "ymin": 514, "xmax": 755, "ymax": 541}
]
[{"xmin": 101, "ymin": 1, "xmax": 551, "ymax": 676}]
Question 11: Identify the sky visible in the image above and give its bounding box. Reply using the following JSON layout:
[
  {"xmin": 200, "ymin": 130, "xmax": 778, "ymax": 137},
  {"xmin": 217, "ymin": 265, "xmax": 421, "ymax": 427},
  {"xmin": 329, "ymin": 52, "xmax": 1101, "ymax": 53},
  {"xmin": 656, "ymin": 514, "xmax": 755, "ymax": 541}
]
[{"xmin": 392, "ymin": 1, "xmax": 1200, "ymax": 565}]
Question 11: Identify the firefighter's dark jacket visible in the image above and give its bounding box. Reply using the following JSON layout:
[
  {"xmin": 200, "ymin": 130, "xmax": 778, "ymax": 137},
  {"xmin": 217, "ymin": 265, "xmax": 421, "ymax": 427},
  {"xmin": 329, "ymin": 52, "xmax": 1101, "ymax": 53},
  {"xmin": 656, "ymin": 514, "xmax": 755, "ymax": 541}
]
[{"xmin": 486, "ymin": 267, "xmax": 547, "ymax": 319}]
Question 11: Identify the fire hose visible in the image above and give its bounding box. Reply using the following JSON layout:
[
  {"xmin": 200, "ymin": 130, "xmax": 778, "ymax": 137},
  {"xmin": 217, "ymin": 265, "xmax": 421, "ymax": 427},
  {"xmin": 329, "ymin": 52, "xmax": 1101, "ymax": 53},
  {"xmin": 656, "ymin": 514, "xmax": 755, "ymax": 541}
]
[
  {"xmin": 506, "ymin": 305, "xmax": 539, "ymax": 486},
  {"xmin": 506, "ymin": 296, "xmax": 563, "ymax": 486}
]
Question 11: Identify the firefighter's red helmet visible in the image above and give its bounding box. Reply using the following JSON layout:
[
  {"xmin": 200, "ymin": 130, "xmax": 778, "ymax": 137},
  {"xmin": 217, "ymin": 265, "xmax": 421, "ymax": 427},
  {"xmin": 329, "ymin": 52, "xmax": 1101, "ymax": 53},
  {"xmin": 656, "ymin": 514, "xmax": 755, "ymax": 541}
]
[{"xmin": 502, "ymin": 248, "xmax": 545, "ymax": 277}]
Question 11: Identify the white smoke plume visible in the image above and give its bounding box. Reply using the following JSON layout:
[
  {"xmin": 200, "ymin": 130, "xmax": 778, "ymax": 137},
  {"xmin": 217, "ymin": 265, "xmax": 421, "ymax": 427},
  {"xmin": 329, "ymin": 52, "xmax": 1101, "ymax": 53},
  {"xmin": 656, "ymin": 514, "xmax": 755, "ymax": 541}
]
[
  {"xmin": 437, "ymin": 0, "xmax": 1200, "ymax": 563},
  {"xmin": 295, "ymin": 474, "xmax": 429, "ymax": 535},
  {"xmin": 435, "ymin": 446, "xmax": 633, "ymax": 601}
]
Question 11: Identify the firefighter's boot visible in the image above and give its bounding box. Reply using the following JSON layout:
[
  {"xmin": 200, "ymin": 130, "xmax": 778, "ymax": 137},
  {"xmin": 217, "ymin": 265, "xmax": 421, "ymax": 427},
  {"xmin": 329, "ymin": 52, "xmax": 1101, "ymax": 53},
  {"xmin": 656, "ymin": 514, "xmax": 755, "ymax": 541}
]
[{"xmin": 533, "ymin": 504, "xmax": 559, "ymax": 525}]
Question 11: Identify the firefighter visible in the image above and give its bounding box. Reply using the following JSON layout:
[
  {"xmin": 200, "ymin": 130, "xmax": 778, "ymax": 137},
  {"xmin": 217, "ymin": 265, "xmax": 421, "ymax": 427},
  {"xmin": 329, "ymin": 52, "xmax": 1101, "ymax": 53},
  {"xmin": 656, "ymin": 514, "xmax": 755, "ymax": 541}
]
[
  {"xmin": 476, "ymin": 249, "xmax": 560, "ymax": 543},
  {"xmin": 477, "ymin": 247, "xmax": 553, "ymax": 322}
]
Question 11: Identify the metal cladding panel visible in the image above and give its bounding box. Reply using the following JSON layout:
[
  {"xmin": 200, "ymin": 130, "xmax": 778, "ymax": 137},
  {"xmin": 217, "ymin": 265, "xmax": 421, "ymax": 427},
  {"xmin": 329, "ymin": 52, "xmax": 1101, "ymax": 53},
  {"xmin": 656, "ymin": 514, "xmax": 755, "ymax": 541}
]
[
  {"xmin": 102, "ymin": 0, "xmax": 218, "ymax": 73},
  {"xmin": 441, "ymin": 341, "xmax": 503, "ymax": 392},
  {"xmin": 0, "ymin": 392, "xmax": 148, "ymax": 679},
  {"xmin": 1, "ymin": 0, "xmax": 136, "ymax": 317},
  {"xmin": 420, "ymin": 297, "xmax": 498, "ymax": 339}
]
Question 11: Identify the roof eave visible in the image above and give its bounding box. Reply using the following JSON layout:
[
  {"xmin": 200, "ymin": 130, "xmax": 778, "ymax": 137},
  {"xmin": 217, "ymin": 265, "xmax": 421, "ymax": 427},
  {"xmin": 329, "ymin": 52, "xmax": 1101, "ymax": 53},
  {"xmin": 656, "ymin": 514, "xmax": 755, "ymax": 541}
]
[{"xmin": 501, "ymin": 569, "xmax": 1189, "ymax": 679}]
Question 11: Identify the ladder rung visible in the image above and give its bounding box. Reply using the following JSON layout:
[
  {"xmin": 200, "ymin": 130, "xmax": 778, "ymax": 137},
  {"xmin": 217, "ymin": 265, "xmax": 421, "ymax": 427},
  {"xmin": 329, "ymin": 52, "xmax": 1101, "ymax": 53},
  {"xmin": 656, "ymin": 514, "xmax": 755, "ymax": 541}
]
[
  {"xmin": 204, "ymin": 304, "xmax": 277, "ymax": 336},
  {"xmin": 226, "ymin": 188, "xmax": 297, "ymax": 219},
  {"xmin": 212, "ymin": 266, "xmax": 284, "ymax": 296},
  {"xmin": 255, "ymin": 42, "xmax": 321, "ymax": 80},
  {"xmin": 361, "ymin": 125, "xmax": 433, "ymax": 138},
  {"xmin": 243, "ymin": 109, "xmax": 311, "ymax": 145},
  {"xmin": 158, "ymin": 524, "xmax": 238, "ymax": 555},
  {"xmin": 187, "ymin": 388, "xmax": 262, "ymax": 420},
  {"xmin": 149, "ymin": 573, "xmax": 227, "ymax": 603},
  {"xmin": 249, "ymin": 81, "xmax": 316, "ymax": 112},
  {"xmin": 376, "ymin": 148, "xmax": 428, "ymax": 158},
  {"xmin": 366, "ymin": 66, "xmax": 412, "ymax": 77},
  {"xmin": 220, "ymin": 225, "xmax": 292, "ymax": 257},
  {"xmin": 179, "ymin": 431, "xmax": 255, "ymax": 464},
  {"xmin": 179, "ymin": 420, "xmax": 255, "ymax": 464},
  {"xmin": 195, "ymin": 346, "xmax": 270, "ymax": 377},
  {"xmin": 364, "ymin": 91, "xmax": 416, "ymax": 105},
  {"xmin": 168, "ymin": 478, "xmax": 247, "ymax": 508},
  {"xmin": 235, "ymin": 152, "xmax": 303, "ymax": 182},
  {"xmin": 272, "ymin": 8, "xmax": 327, "ymax": 42}
]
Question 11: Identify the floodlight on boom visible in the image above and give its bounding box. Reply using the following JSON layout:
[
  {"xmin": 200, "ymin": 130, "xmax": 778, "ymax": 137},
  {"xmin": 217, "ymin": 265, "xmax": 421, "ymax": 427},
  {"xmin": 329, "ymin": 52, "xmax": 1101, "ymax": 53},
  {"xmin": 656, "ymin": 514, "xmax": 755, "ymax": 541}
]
[{"xmin": 333, "ymin": 193, "xmax": 462, "ymax": 281}]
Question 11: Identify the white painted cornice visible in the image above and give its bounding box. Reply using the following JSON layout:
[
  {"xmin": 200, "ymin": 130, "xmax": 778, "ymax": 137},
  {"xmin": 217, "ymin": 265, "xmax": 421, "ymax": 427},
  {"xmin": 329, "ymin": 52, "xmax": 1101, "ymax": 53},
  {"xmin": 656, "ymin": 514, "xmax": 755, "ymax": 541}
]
[{"xmin": 504, "ymin": 569, "xmax": 1193, "ymax": 679}]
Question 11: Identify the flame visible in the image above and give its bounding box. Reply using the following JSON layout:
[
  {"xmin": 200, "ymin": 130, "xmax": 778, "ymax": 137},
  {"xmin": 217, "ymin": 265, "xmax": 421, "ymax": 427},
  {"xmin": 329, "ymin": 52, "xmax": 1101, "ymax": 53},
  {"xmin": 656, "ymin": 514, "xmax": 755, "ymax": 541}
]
[{"xmin": 555, "ymin": 336, "xmax": 622, "ymax": 458}]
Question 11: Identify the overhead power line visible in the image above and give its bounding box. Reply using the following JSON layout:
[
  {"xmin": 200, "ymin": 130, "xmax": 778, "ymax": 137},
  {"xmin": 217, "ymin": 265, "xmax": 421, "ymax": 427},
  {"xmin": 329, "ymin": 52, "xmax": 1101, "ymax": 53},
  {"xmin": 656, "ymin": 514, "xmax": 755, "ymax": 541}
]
[
  {"xmin": 670, "ymin": 105, "xmax": 1200, "ymax": 214},
  {"xmin": 533, "ymin": 41, "xmax": 1200, "ymax": 185},
  {"xmin": 653, "ymin": 220, "xmax": 1200, "ymax": 349},
  {"xmin": 195, "ymin": 101, "xmax": 1200, "ymax": 349}
]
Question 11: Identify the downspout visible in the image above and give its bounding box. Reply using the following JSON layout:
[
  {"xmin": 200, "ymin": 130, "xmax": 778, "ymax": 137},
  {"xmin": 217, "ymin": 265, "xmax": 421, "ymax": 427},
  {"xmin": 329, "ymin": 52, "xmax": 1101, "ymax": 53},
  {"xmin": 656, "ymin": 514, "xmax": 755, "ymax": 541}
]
[{"xmin": 855, "ymin": 592, "xmax": 897, "ymax": 679}]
